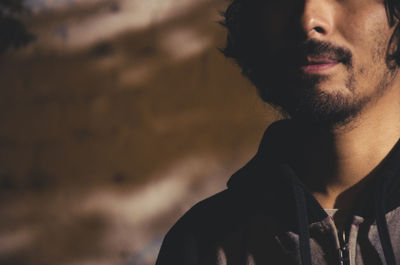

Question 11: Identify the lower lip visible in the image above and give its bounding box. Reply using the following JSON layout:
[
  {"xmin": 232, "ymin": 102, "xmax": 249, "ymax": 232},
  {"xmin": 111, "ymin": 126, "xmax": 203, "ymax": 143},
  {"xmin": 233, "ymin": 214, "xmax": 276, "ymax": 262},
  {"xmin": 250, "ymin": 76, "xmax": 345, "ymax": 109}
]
[{"xmin": 301, "ymin": 62, "xmax": 339, "ymax": 74}]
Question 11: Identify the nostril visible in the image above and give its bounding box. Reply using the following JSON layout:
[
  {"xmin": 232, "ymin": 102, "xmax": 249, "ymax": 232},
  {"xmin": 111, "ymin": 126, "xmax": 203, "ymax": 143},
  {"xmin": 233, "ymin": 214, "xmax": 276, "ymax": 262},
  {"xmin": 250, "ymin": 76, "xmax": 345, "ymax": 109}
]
[{"xmin": 314, "ymin": 26, "xmax": 324, "ymax": 33}]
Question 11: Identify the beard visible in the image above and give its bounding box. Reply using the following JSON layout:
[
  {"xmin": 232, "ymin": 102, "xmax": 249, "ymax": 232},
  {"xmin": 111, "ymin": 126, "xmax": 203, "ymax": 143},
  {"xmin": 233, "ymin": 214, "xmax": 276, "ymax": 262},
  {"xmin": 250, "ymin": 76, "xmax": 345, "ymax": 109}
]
[
  {"xmin": 258, "ymin": 40, "xmax": 397, "ymax": 129},
  {"xmin": 265, "ymin": 73, "xmax": 365, "ymax": 129}
]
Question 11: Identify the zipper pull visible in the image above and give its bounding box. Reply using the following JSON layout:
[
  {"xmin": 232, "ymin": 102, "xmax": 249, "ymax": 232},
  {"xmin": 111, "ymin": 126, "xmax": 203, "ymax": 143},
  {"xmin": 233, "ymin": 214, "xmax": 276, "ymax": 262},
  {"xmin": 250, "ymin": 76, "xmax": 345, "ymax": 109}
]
[{"xmin": 338, "ymin": 230, "xmax": 350, "ymax": 265}]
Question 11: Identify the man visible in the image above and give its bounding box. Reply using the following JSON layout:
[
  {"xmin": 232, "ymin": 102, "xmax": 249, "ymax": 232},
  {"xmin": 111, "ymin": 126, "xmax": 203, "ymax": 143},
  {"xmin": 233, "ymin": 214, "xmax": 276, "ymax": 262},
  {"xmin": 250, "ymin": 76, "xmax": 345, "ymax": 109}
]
[{"xmin": 156, "ymin": 0, "xmax": 400, "ymax": 264}]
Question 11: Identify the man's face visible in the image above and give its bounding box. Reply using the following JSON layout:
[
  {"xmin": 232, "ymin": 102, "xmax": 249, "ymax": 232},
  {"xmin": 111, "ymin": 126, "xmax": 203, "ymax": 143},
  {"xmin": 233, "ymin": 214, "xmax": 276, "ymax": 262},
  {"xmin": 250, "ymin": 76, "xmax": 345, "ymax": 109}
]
[{"xmin": 257, "ymin": 0, "xmax": 398, "ymax": 127}]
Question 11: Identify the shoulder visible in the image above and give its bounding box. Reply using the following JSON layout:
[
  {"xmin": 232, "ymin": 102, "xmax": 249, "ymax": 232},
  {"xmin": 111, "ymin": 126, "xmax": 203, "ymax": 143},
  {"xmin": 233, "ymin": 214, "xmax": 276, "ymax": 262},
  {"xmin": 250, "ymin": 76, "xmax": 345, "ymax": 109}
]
[
  {"xmin": 162, "ymin": 185, "xmax": 271, "ymax": 245},
  {"xmin": 155, "ymin": 189, "xmax": 238, "ymax": 265},
  {"xmin": 162, "ymin": 186, "xmax": 260, "ymax": 241},
  {"xmin": 169, "ymin": 189, "xmax": 241, "ymax": 235},
  {"xmin": 155, "ymin": 187, "xmax": 287, "ymax": 265}
]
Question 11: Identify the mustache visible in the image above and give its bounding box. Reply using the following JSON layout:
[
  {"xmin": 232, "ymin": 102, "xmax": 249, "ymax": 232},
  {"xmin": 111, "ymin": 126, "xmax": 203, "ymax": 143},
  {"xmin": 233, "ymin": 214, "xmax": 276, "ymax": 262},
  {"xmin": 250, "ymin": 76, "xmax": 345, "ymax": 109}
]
[{"xmin": 296, "ymin": 40, "xmax": 353, "ymax": 66}]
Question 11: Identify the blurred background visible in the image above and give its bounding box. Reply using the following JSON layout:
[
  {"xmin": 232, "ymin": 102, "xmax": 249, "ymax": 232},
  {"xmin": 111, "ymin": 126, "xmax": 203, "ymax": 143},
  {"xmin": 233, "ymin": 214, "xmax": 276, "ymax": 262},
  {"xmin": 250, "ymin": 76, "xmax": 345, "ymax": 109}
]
[{"xmin": 0, "ymin": 0, "xmax": 278, "ymax": 264}]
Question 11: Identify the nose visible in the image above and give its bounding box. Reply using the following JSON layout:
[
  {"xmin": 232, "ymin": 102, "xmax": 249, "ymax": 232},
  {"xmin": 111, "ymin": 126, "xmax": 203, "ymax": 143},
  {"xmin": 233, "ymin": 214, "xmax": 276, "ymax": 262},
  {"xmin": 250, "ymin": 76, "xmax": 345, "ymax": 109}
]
[{"xmin": 300, "ymin": 0, "xmax": 333, "ymax": 38}]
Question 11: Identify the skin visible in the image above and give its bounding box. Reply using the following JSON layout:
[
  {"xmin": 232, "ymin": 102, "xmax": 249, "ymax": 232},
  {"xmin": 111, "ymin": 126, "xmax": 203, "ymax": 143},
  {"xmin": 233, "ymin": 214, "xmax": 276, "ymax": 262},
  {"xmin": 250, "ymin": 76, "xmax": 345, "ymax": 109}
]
[{"xmin": 263, "ymin": 0, "xmax": 400, "ymax": 209}]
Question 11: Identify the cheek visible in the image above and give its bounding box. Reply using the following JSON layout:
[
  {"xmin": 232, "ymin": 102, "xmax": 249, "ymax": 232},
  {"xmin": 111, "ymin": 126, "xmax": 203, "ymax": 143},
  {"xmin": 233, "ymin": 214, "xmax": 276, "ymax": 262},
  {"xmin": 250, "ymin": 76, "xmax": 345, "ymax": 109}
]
[
  {"xmin": 337, "ymin": 11, "xmax": 392, "ymax": 79},
  {"xmin": 336, "ymin": 4, "xmax": 390, "ymax": 54},
  {"xmin": 258, "ymin": 12, "xmax": 292, "ymax": 54}
]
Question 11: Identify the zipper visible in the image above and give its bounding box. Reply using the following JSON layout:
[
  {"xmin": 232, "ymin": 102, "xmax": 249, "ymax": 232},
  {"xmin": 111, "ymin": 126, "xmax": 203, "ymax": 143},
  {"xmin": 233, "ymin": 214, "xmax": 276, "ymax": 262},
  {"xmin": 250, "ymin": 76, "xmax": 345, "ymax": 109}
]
[{"xmin": 338, "ymin": 229, "xmax": 350, "ymax": 265}]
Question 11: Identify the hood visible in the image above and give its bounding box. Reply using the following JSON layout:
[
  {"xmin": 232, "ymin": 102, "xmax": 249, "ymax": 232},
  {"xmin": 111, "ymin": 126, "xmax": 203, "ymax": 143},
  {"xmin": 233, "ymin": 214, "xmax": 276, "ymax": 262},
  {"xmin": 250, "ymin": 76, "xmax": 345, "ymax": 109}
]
[
  {"xmin": 227, "ymin": 119, "xmax": 327, "ymax": 225},
  {"xmin": 225, "ymin": 119, "xmax": 400, "ymax": 265},
  {"xmin": 227, "ymin": 119, "xmax": 400, "ymax": 220}
]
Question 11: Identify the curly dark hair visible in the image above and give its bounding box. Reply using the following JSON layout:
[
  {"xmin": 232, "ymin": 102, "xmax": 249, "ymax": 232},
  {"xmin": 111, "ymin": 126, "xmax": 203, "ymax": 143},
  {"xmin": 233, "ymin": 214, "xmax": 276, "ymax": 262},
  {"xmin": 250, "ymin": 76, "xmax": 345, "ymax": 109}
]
[{"xmin": 221, "ymin": 0, "xmax": 400, "ymax": 103}]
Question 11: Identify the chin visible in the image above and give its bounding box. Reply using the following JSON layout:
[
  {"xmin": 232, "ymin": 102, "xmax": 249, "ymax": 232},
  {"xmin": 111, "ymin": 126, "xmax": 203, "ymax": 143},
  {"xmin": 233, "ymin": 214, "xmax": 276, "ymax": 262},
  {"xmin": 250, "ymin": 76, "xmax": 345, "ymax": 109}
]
[{"xmin": 287, "ymin": 88, "xmax": 369, "ymax": 129}]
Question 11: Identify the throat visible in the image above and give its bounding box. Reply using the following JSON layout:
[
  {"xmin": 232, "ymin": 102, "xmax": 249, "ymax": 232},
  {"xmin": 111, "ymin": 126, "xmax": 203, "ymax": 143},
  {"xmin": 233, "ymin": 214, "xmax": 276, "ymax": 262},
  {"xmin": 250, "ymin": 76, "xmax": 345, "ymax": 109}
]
[
  {"xmin": 312, "ymin": 185, "xmax": 363, "ymax": 210},
  {"xmin": 289, "ymin": 121, "xmax": 400, "ymax": 210}
]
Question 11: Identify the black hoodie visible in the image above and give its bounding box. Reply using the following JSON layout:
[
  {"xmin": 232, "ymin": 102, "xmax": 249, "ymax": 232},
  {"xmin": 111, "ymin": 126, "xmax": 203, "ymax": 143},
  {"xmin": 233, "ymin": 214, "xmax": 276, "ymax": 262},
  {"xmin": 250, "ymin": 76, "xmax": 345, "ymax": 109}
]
[{"xmin": 155, "ymin": 120, "xmax": 400, "ymax": 265}]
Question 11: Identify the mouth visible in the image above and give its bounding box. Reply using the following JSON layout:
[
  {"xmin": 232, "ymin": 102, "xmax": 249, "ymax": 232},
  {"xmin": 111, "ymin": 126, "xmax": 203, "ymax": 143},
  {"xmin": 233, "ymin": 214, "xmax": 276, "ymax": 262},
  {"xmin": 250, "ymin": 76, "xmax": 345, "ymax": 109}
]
[{"xmin": 300, "ymin": 56, "xmax": 340, "ymax": 74}]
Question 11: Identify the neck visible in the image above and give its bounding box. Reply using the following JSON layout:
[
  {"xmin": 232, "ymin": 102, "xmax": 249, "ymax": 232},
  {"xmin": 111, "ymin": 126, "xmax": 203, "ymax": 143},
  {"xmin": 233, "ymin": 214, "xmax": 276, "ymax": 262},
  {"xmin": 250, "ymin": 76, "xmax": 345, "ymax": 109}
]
[{"xmin": 291, "ymin": 85, "xmax": 400, "ymax": 209}]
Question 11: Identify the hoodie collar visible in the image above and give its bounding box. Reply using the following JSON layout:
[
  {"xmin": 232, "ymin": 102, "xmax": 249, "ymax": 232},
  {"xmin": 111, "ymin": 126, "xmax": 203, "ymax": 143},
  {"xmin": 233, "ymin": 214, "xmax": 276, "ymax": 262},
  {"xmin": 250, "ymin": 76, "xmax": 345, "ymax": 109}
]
[
  {"xmin": 227, "ymin": 119, "xmax": 327, "ymax": 225},
  {"xmin": 227, "ymin": 119, "xmax": 400, "ymax": 221}
]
